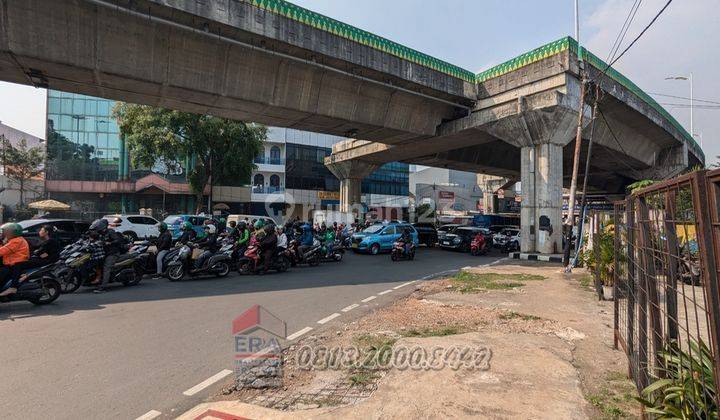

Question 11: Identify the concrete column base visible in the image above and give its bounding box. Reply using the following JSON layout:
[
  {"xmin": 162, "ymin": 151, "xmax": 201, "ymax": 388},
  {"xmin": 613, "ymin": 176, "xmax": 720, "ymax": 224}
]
[
  {"xmin": 520, "ymin": 143, "xmax": 563, "ymax": 254},
  {"xmin": 325, "ymin": 158, "xmax": 379, "ymax": 214}
]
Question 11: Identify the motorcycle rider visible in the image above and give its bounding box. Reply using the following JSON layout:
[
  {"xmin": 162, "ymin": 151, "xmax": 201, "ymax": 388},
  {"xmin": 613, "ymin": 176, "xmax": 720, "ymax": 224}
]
[
  {"xmin": 276, "ymin": 226, "xmax": 288, "ymax": 253},
  {"xmin": 193, "ymin": 224, "xmax": 218, "ymax": 271},
  {"xmin": 0, "ymin": 223, "xmax": 30, "ymax": 296},
  {"xmin": 297, "ymin": 223, "xmax": 314, "ymax": 260},
  {"xmin": 258, "ymin": 222, "xmax": 277, "ymax": 273},
  {"xmin": 178, "ymin": 221, "xmax": 197, "ymax": 244},
  {"xmin": 322, "ymin": 224, "xmax": 335, "ymax": 257},
  {"xmin": 400, "ymin": 227, "xmax": 413, "ymax": 256},
  {"xmin": 16, "ymin": 225, "xmax": 60, "ymax": 284},
  {"xmin": 91, "ymin": 218, "xmax": 129, "ymax": 293},
  {"xmin": 226, "ymin": 220, "xmax": 238, "ymax": 239},
  {"xmin": 153, "ymin": 222, "xmax": 172, "ymax": 278}
]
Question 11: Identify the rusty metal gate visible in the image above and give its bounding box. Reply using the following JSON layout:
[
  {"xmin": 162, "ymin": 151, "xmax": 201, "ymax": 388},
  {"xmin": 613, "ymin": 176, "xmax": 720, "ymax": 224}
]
[{"xmin": 613, "ymin": 170, "xmax": 720, "ymax": 410}]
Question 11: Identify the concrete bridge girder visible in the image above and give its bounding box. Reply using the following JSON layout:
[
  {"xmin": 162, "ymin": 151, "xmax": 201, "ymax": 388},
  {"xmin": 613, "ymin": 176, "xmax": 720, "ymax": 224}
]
[{"xmin": 0, "ymin": 0, "xmax": 464, "ymax": 143}]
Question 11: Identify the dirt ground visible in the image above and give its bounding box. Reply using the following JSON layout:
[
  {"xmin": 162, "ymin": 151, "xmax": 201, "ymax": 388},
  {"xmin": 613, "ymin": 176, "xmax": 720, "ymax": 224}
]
[{"xmin": 199, "ymin": 261, "xmax": 640, "ymax": 419}]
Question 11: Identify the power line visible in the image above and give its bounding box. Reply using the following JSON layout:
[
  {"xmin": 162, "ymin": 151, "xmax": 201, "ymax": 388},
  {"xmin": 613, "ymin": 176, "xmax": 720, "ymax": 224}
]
[
  {"xmin": 650, "ymin": 92, "xmax": 720, "ymax": 105},
  {"xmin": 659, "ymin": 103, "xmax": 720, "ymax": 110},
  {"xmin": 607, "ymin": 0, "xmax": 643, "ymax": 64},
  {"xmin": 604, "ymin": 0, "xmax": 673, "ymax": 70}
]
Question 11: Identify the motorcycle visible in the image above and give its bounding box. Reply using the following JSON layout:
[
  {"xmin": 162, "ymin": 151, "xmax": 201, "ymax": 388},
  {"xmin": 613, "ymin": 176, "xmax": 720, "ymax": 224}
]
[
  {"xmin": 319, "ymin": 238, "xmax": 344, "ymax": 262},
  {"xmin": 390, "ymin": 240, "xmax": 415, "ymax": 261},
  {"xmin": 166, "ymin": 242, "xmax": 231, "ymax": 281},
  {"xmin": 54, "ymin": 237, "xmax": 141, "ymax": 292},
  {"xmin": 284, "ymin": 239, "xmax": 321, "ymax": 267},
  {"xmin": 238, "ymin": 244, "xmax": 290, "ymax": 274},
  {"xmin": 132, "ymin": 240, "xmax": 183, "ymax": 278},
  {"xmin": 470, "ymin": 234, "xmax": 489, "ymax": 256},
  {"xmin": 0, "ymin": 263, "xmax": 62, "ymax": 305}
]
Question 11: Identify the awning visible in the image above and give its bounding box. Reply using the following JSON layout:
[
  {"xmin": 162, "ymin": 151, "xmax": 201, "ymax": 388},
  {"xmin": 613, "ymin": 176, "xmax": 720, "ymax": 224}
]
[{"xmin": 27, "ymin": 199, "xmax": 71, "ymax": 211}]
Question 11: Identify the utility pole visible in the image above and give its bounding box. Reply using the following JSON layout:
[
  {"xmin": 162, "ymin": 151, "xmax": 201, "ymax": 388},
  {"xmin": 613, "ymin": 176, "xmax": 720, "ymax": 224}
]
[{"xmin": 563, "ymin": 75, "xmax": 586, "ymax": 269}]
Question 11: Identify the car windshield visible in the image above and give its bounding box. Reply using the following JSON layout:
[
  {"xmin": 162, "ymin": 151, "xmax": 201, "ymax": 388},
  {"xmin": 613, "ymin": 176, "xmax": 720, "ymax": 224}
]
[
  {"xmin": 500, "ymin": 229, "xmax": 519, "ymax": 236},
  {"xmin": 164, "ymin": 216, "xmax": 183, "ymax": 225},
  {"xmin": 18, "ymin": 220, "xmax": 42, "ymax": 229},
  {"xmin": 363, "ymin": 224, "xmax": 385, "ymax": 234}
]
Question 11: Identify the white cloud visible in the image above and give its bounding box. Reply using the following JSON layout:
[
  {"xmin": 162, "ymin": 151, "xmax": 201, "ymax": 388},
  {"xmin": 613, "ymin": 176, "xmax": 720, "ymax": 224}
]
[{"xmin": 583, "ymin": 0, "xmax": 720, "ymax": 164}]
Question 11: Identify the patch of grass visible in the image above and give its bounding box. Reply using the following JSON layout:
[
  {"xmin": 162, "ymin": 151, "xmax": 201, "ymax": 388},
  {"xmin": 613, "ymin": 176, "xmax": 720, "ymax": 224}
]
[
  {"xmin": 348, "ymin": 370, "xmax": 379, "ymax": 386},
  {"xmin": 579, "ymin": 274, "xmax": 593, "ymax": 288},
  {"xmin": 585, "ymin": 371, "xmax": 639, "ymax": 419},
  {"xmin": 400, "ymin": 325, "xmax": 465, "ymax": 338},
  {"xmin": 451, "ymin": 272, "xmax": 546, "ymax": 293},
  {"xmin": 498, "ymin": 311, "xmax": 541, "ymax": 321},
  {"xmin": 353, "ymin": 333, "xmax": 397, "ymax": 351}
]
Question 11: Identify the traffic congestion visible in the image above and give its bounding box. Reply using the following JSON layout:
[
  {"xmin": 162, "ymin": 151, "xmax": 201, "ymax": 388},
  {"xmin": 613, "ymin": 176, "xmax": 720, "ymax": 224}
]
[{"xmin": 0, "ymin": 213, "xmax": 522, "ymax": 307}]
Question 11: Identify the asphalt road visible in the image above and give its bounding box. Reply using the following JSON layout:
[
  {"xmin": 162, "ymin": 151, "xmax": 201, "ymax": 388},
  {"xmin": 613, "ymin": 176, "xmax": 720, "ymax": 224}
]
[{"xmin": 0, "ymin": 247, "xmax": 502, "ymax": 420}]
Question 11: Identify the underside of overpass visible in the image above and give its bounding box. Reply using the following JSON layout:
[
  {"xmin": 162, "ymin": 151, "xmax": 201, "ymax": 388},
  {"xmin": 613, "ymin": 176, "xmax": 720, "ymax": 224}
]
[{"xmin": 0, "ymin": 0, "xmax": 704, "ymax": 254}]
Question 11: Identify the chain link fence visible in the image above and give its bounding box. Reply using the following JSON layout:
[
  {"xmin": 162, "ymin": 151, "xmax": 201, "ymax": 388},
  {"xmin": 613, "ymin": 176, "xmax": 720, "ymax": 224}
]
[{"xmin": 613, "ymin": 170, "xmax": 720, "ymax": 414}]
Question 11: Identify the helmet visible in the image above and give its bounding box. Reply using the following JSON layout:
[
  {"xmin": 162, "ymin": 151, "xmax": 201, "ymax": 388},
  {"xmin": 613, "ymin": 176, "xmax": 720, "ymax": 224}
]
[
  {"xmin": 205, "ymin": 224, "xmax": 217, "ymax": 234},
  {"xmin": 111, "ymin": 217, "xmax": 122, "ymax": 225},
  {"xmin": 157, "ymin": 222, "xmax": 168, "ymax": 232},
  {"xmin": 182, "ymin": 221, "xmax": 193, "ymax": 230},
  {"xmin": 89, "ymin": 218, "xmax": 109, "ymax": 232},
  {"xmin": 238, "ymin": 221, "xmax": 246, "ymax": 229},
  {"xmin": 219, "ymin": 218, "xmax": 226, "ymax": 223},
  {"xmin": 0, "ymin": 222, "xmax": 22, "ymax": 237},
  {"xmin": 254, "ymin": 219, "xmax": 265, "ymax": 229}
]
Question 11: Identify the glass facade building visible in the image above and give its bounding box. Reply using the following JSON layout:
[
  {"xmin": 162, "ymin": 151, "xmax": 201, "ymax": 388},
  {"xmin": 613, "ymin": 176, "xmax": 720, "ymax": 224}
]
[{"xmin": 46, "ymin": 90, "xmax": 125, "ymax": 181}]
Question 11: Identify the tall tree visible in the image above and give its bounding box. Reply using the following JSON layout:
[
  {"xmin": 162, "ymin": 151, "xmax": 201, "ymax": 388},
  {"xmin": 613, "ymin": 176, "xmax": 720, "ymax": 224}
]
[
  {"xmin": 0, "ymin": 136, "xmax": 45, "ymax": 205},
  {"xmin": 113, "ymin": 104, "xmax": 265, "ymax": 212}
]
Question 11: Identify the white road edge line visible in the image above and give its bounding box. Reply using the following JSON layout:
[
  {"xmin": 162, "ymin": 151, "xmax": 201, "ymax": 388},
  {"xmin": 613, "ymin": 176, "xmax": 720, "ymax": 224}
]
[
  {"xmin": 361, "ymin": 296, "xmax": 377, "ymax": 303},
  {"xmin": 286, "ymin": 326, "xmax": 313, "ymax": 340},
  {"xmin": 341, "ymin": 303, "xmax": 359, "ymax": 312},
  {"xmin": 317, "ymin": 313, "xmax": 341, "ymax": 324},
  {"xmin": 182, "ymin": 369, "xmax": 233, "ymax": 396},
  {"xmin": 378, "ymin": 289, "xmax": 393, "ymax": 295},
  {"xmin": 135, "ymin": 410, "xmax": 162, "ymax": 420},
  {"xmin": 393, "ymin": 280, "xmax": 415, "ymax": 289}
]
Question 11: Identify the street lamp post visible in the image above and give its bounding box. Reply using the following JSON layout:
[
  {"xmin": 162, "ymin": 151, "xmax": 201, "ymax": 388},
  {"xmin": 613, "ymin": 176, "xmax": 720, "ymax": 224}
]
[{"xmin": 665, "ymin": 73, "xmax": 695, "ymax": 145}]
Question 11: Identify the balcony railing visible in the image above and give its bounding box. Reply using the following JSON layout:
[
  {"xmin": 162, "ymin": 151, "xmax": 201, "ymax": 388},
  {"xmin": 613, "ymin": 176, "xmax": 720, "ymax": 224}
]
[
  {"xmin": 254, "ymin": 157, "xmax": 285, "ymax": 165},
  {"xmin": 252, "ymin": 186, "xmax": 285, "ymax": 194}
]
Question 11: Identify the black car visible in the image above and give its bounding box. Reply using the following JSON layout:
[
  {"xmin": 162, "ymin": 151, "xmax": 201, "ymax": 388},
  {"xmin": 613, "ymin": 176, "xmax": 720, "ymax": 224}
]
[
  {"xmin": 436, "ymin": 224, "xmax": 461, "ymax": 243},
  {"xmin": 412, "ymin": 222, "xmax": 438, "ymax": 247},
  {"xmin": 19, "ymin": 219, "xmax": 90, "ymax": 249},
  {"xmin": 439, "ymin": 226, "xmax": 485, "ymax": 252}
]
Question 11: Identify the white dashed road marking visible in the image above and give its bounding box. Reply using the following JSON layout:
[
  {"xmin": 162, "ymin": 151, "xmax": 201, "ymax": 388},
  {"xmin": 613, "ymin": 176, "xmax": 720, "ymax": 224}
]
[
  {"xmin": 393, "ymin": 281, "xmax": 415, "ymax": 289},
  {"xmin": 135, "ymin": 410, "xmax": 162, "ymax": 420},
  {"xmin": 286, "ymin": 327, "xmax": 313, "ymax": 340},
  {"xmin": 378, "ymin": 289, "xmax": 393, "ymax": 295},
  {"xmin": 182, "ymin": 369, "xmax": 233, "ymax": 396},
  {"xmin": 341, "ymin": 303, "xmax": 359, "ymax": 312},
  {"xmin": 317, "ymin": 313, "xmax": 341, "ymax": 324},
  {"xmin": 361, "ymin": 296, "xmax": 377, "ymax": 303}
]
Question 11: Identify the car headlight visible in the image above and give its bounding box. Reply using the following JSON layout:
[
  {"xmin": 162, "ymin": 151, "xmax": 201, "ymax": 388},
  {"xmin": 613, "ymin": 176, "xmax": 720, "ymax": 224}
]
[{"xmin": 452, "ymin": 237, "xmax": 461, "ymax": 243}]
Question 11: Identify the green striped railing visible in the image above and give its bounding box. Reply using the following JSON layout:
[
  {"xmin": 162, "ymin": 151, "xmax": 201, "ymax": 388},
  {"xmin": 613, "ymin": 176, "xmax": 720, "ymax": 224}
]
[{"xmin": 247, "ymin": 0, "xmax": 476, "ymax": 83}]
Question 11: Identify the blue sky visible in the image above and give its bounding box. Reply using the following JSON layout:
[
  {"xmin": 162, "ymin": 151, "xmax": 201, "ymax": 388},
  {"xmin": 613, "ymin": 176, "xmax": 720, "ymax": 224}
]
[{"xmin": 1, "ymin": 0, "xmax": 718, "ymax": 163}]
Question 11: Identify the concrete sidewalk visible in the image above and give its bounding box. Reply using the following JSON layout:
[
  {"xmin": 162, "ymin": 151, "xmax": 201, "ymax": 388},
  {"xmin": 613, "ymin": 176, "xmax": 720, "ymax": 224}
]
[{"xmin": 178, "ymin": 262, "xmax": 637, "ymax": 419}]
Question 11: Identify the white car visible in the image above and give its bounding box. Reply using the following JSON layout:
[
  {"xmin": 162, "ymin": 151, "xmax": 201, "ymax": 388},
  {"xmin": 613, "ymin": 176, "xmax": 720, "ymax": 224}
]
[{"xmin": 103, "ymin": 214, "xmax": 160, "ymax": 240}]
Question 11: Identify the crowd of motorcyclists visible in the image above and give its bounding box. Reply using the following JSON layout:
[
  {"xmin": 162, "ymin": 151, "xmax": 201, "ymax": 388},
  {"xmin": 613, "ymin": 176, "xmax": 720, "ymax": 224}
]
[{"xmin": 0, "ymin": 215, "xmax": 374, "ymax": 303}]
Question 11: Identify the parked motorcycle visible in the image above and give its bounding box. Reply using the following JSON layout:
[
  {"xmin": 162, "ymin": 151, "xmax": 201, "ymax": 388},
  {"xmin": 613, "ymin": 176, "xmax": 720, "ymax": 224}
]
[
  {"xmin": 284, "ymin": 239, "xmax": 321, "ymax": 267},
  {"xmin": 238, "ymin": 244, "xmax": 290, "ymax": 274},
  {"xmin": 390, "ymin": 240, "xmax": 415, "ymax": 261},
  {"xmin": 470, "ymin": 234, "xmax": 489, "ymax": 256},
  {"xmin": 166, "ymin": 242, "xmax": 232, "ymax": 281},
  {"xmin": 0, "ymin": 264, "xmax": 62, "ymax": 305}
]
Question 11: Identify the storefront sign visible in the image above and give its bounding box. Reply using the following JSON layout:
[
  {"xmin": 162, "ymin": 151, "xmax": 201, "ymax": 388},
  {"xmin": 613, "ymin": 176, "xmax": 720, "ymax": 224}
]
[{"xmin": 317, "ymin": 191, "xmax": 340, "ymax": 200}]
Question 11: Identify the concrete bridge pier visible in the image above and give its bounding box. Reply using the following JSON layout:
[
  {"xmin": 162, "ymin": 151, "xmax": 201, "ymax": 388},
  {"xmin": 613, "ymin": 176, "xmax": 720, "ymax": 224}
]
[
  {"xmin": 520, "ymin": 143, "xmax": 563, "ymax": 254},
  {"xmin": 325, "ymin": 159, "xmax": 379, "ymax": 213}
]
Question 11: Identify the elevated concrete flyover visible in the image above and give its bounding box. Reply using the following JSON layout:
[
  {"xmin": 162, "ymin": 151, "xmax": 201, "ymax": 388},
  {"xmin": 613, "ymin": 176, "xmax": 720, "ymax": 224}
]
[
  {"xmin": 0, "ymin": 0, "xmax": 475, "ymax": 143},
  {"xmin": 0, "ymin": 0, "xmax": 702, "ymax": 254},
  {"xmin": 327, "ymin": 38, "xmax": 704, "ymax": 254}
]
